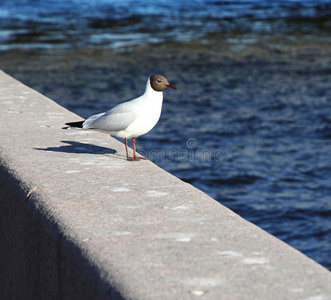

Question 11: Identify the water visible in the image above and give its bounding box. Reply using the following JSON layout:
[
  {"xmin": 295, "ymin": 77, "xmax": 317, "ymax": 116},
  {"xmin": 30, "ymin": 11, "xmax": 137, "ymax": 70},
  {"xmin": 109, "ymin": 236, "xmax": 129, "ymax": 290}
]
[
  {"xmin": 0, "ymin": 0, "xmax": 330, "ymax": 270},
  {"xmin": 1, "ymin": 0, "xmax": 331, "ymax": 49}
]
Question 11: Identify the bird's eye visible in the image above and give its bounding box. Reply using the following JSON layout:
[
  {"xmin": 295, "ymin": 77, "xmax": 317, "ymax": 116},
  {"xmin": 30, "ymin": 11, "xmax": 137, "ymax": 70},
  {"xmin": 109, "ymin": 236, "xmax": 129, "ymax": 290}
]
[{"xmin": 156, "ymin": 79, "xmax": 162, "ymax": 83}]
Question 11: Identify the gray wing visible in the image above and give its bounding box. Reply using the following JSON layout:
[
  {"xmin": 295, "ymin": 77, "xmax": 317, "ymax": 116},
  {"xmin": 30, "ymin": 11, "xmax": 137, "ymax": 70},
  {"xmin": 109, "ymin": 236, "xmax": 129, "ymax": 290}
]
[{"xmin": 83, "ymin": 102, "xmax": 136, "ymax": 132}]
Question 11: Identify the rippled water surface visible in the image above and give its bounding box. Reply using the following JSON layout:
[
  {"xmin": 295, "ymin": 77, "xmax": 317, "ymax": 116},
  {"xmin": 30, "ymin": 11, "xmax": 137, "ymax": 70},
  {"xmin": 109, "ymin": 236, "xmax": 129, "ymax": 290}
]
[
  {"xmin": 1, "ymin": 0, "xmax": 331, "ymax": 49},
  {"xmin": 0, "ymin": 0, "xmax": 330, "ymax": 270}
]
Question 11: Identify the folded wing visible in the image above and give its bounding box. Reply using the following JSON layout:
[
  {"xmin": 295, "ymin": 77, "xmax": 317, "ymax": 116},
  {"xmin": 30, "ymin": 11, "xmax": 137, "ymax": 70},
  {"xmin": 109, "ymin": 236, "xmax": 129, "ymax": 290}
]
[{"xmin": 83, "ymin": 103, "xmax": 136, "ymax": 133}]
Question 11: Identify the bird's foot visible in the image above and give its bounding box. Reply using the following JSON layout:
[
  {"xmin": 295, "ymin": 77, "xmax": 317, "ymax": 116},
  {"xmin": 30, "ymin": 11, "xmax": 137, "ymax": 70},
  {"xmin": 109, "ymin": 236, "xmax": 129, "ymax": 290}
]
[
  {"xmin": 126, "ymin": 156, "xmax": 148, "ymax": 161},
  {"xmin": 127, "ymin": 157, "xmax": 140, "ymax": 161},
  {"xmin": 136, "ymin": 156, "xmax": 148, "ymax": 160}
]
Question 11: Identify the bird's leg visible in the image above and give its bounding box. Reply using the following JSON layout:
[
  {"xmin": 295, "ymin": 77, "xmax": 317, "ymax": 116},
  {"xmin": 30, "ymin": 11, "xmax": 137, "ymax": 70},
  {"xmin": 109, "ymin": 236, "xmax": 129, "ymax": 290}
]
[
  {"xmin": 124, "ymin": 138, "xmax": 139, "ymax": 161},
  {"xmin": 125, "ymin": 138, "xmax": 133, "ymax": 161},
  {"xmin": 132, "ymin": 138, "xmax": 148, "ymax": 160},
  {"xmin": 132, "ymin": 138, "xmax": 139, "ymax": 161}
]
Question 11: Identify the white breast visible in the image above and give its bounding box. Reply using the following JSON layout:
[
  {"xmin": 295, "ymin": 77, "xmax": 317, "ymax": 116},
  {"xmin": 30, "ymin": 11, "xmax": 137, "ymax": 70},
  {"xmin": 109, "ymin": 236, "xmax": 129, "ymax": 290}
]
[{"xmin": 115, "ymin": 92, "xmax": 163, "ymax": 139}]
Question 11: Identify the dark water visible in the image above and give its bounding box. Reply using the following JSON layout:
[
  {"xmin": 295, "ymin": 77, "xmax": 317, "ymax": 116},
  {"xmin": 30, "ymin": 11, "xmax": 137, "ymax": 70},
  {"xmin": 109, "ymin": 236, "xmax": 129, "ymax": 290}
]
[{"xmin": 0, "ymin": 0, "xmax": 330, "ymax": 270}]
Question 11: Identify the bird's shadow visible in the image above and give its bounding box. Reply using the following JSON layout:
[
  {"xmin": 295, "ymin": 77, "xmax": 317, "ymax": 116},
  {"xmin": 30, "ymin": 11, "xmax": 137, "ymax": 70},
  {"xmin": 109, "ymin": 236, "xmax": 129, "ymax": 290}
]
[{"xmin": 35, "ymin": 140, "xmax": 117, "ymax": 156}]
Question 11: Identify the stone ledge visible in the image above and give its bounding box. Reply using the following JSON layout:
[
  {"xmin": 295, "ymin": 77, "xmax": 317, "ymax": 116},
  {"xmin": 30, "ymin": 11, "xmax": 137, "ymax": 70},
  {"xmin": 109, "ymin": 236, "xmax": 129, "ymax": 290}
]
[{"xmin": 0, "ymin": 70, "xmax": 330, "ymax": 299}]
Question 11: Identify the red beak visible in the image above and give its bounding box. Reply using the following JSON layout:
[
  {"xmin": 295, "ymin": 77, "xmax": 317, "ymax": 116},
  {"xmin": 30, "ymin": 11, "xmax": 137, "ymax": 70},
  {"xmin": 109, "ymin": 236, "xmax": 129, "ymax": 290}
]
[{"xmin": 166, "ymin": 84, "xmax": 177, "ymax": 90}]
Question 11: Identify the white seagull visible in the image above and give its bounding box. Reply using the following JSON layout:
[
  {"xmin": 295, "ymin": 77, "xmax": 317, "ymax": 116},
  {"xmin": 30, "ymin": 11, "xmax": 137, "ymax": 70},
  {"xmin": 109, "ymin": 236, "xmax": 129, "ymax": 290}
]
[{"xmin": 64, "ymin": 75, "xmax": 177, "ymax": 161}]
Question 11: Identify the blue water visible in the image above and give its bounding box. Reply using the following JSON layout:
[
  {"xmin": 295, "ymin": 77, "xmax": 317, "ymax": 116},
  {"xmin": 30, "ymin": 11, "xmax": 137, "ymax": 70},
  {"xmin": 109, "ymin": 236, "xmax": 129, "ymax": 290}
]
[
  {"xmin": 1, "ymin": 0, "xmax": 331, "ymax": 49},
  {"xmin": 0, "ymin": 0, "xmax": 330, "ymax": 270}
]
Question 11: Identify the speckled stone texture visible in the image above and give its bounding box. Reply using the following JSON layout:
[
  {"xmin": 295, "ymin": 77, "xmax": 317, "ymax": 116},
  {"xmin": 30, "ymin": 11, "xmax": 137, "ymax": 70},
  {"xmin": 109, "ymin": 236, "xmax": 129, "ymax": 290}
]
[{"xmin": 0, "ymin": 70, "xmax": 330, "ymax": 299}]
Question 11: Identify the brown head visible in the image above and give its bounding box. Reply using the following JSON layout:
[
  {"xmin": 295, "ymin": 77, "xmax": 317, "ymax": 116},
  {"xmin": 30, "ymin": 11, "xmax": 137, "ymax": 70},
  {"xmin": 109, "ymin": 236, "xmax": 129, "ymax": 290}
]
[{"xmin": 150, "ymin": 75, "xmax": 177, "ymax": 92}]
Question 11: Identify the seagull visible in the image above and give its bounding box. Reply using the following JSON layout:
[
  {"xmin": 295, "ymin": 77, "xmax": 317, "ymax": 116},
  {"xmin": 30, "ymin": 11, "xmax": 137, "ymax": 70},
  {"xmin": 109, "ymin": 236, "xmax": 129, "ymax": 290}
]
[{"xmin": 64, "ymin": 75, "xmax": 177, "ymax": 161}]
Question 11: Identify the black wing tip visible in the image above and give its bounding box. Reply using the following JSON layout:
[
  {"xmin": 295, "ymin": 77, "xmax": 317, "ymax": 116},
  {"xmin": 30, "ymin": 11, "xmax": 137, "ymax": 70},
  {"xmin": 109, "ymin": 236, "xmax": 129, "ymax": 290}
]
[{"xmin": 64, "ymin": 120, "xmax": 85, "ymax": 128}]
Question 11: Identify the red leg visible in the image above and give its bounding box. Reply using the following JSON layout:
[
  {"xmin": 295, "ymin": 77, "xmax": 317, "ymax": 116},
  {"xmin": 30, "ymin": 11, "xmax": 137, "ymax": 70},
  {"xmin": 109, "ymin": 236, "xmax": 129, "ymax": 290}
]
[
  {"xmin": 132, "ymin": 137, "xmax": 148, "ymax": 160},
  {"xmin": 124, "ymin": 138, "xmax": 139, "ymax": 161},
  {"xmin": 125, "ymin": 138, "xmax": 132, "ymax": 161},
  {"xmin": 132, "ymin": 137, "xmax": 139, "ymax": 161}
]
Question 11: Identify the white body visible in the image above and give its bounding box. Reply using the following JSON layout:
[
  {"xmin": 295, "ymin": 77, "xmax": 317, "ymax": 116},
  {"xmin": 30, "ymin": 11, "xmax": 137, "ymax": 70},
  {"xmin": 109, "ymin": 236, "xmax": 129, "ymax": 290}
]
[{"xmin": 82, "ymin": 78, "xmax": 163, "ymax": 139}]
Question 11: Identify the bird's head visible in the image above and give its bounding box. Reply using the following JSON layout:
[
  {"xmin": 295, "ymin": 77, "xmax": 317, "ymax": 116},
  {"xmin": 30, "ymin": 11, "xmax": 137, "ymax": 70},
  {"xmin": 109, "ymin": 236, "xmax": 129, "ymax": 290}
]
[{"xmin": 150, "ymin": 75, "xmax": 177, "ymax": 91}]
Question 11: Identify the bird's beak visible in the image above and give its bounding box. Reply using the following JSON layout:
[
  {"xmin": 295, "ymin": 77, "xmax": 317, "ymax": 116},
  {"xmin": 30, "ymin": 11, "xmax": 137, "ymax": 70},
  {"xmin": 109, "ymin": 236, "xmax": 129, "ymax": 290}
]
[{"xmin": 166, "ymin": 84, "xmax": 177, "ymax": 90}]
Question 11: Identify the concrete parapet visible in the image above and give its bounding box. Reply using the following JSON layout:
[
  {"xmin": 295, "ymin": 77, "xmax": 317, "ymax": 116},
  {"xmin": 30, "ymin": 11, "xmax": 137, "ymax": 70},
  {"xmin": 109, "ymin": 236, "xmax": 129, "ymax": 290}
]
[{"xmin": 0, "ymin": 70, "xmax": 330, "ymax": 299}]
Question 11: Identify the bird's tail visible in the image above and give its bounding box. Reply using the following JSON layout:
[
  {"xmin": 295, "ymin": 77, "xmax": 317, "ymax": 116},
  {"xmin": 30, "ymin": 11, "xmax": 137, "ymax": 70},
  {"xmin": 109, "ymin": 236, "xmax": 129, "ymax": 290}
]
[{"xmin": 62, "ymin": 120, "xmax": 85, "ymax": 129}]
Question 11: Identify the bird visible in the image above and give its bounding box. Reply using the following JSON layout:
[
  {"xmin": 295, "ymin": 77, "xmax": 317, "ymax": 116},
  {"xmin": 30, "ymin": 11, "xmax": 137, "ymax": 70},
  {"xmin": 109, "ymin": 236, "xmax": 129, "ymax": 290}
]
[{"xmin": 64, "ymin": 74, "xmax": 177, "ymax": 161}]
